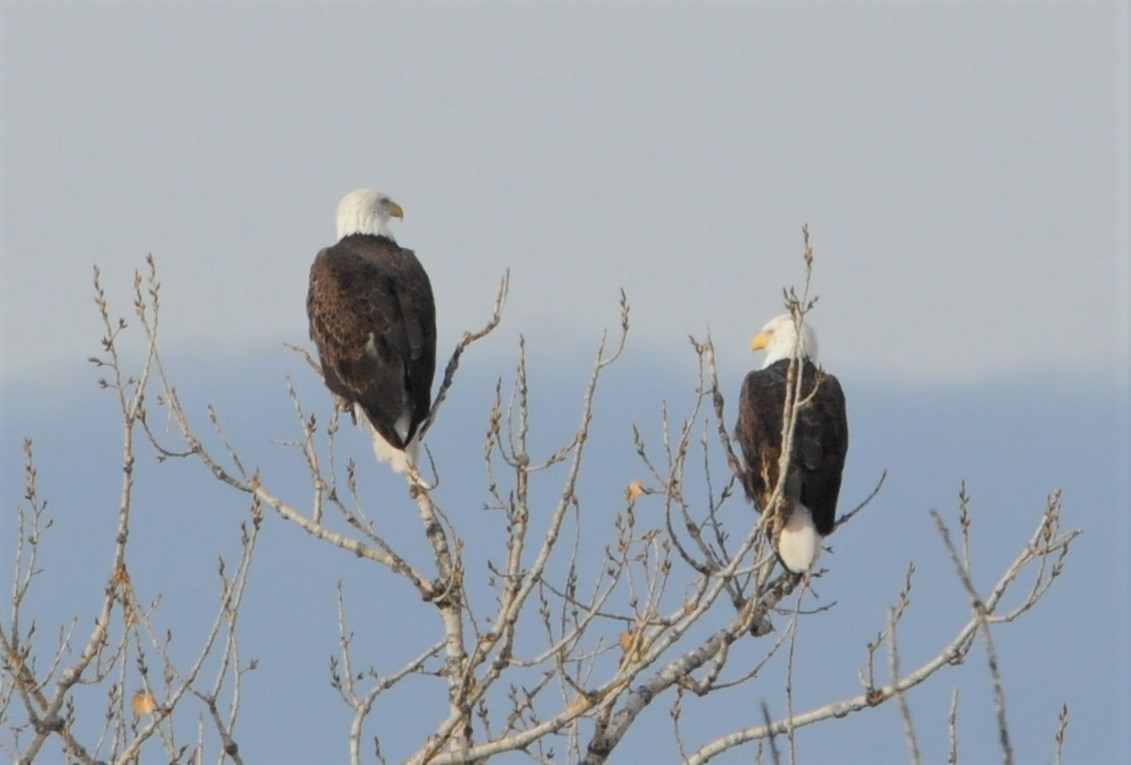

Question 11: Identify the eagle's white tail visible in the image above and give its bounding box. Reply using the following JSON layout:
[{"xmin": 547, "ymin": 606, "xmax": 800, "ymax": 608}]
[
  {"xmin": 355, "ymin": 404, "xmax": 421, "ymax": 478},
  {"xmin": 777, "ymin": 504, "xmax": 821, "ymax": 573}
]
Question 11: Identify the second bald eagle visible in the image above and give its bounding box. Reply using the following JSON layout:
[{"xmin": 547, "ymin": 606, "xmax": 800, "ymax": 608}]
[
  {"xmin": 307, "ymin": 188, "xmax": 437, "ymax": 476},
  {"xmin": 735, "ymin": 314, "xmax": 848, "ymax": 573}
]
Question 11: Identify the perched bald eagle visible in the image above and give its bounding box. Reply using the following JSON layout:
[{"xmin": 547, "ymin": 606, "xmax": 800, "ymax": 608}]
[
  {"xmin": 307, "ymin": 189, "xmax": 437, "ymax": 476},
  {"xmin": 735, "ymin": 314, "xmax": 848, "ymax": 573}
]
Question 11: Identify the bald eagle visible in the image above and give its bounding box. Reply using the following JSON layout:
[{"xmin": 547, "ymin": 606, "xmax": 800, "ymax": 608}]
[
  {"xmin": 735, "ymin": 314, "xmax": 848, "ymax": 573},
  {"xmin": 307, "ymin": 189, "xmax": 437, "ymax": 476}
]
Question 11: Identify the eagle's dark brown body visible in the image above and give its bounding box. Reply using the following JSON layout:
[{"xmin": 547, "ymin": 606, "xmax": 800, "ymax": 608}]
[
  {"xmin": 735, "ymin": 358, "xmax": 848, "ymax": 537},
  {"xmin": 307, "ymin": 233, "xmax": 436, "ymax": 454}
]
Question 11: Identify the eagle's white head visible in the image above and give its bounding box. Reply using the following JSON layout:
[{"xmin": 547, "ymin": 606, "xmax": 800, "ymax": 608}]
[
  {"xmin": 336, "ymin": 188, "xmax": 404, "ymax": 241},
  {"xmin": 751, "ymin": 313, "xmax": 819, "ymax": 368}
]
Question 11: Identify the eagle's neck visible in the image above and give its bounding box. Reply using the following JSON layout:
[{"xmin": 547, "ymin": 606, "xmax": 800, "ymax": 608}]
[
  {"xmin": 763, "ymin": 347, "xmax": 813, "ymax": 369},
  {"xmin": 337, "ymin": 215, "xmax": 395, "ymax": 241}
]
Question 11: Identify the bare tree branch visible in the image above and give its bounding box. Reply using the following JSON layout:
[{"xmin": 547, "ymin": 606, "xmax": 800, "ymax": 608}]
[
  {"xmin": 683, "ymin": 495, "xmax": 1079, "ymax": 764},
  {"xmin": 4, "ymin": 247, "xmax": 1083, "ymax": 765}
]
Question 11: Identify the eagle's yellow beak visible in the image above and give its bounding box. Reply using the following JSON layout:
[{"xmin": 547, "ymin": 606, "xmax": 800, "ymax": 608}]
[
  {"xmin": 750, "ymin": 333, "xmax": 769, "ymax": 352},
  {"xmin": 384, "ymin": 200, "xmax": 405, "ymax": 220}
]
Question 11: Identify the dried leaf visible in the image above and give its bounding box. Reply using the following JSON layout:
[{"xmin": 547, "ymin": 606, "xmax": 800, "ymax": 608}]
[
  {"xmin": 618, "ymin": 631, "xmax": 635, "ymax": 653},
  {"xmin": 625, "ymin": 480, "xmax": 646, "ymax": 501},
  {"xmin": 131, "ymin": 691, "xmax": 157, "ymax": 716}
]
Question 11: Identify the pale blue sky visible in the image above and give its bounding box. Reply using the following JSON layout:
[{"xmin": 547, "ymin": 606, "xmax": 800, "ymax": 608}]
[
  {"xmin": 2, "ymin": 1, "xmax": 1125, "ymax": 385},
  {"xmin": 2, "ymin": 2, "xmax": 1128, "ymax": 763}
]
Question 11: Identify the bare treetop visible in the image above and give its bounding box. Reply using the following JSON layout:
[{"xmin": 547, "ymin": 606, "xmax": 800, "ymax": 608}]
[{"xmin": 2, "ymin": 245, "xmax": 1080, "ymax": 764}]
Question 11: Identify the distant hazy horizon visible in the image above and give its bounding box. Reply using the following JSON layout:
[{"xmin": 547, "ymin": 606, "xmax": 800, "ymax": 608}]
[{"xmin": 2, "ymin": 340, "xmax": 1126, "ymax": 762}]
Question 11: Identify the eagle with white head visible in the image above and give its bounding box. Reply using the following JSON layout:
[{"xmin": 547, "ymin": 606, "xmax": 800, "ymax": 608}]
[
  {"xmin": 735, "ymin": 314, "xmax": 848, "ymax": 573},
  {"xmin": 307, "ymin": 188, "xmax": 437, "ymax": 476}
]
